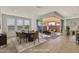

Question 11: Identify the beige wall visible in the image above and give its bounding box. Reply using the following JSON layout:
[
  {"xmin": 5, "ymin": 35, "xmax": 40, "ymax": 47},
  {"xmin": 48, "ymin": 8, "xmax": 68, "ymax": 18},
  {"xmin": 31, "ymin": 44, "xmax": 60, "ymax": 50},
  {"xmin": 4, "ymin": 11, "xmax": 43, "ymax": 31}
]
[
  {"xmin": 0, "ymin": 9, "xmax": 2, "ymax": 33},
  {"xmin": 66, "ymin": 18, "xmax": 79, "ymax": 31}
]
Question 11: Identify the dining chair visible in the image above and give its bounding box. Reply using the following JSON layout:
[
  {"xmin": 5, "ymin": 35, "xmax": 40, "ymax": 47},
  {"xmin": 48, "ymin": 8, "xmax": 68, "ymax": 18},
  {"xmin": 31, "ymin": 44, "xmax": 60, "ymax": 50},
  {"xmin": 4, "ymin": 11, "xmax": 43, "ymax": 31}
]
[
  {"xmin": 36, "ymin": 31, "xmax": 39, "ymax": 42},
  {"xmin": 16, "ymin": 32, "xmax": 21, "ymax": 43},
  {"xmin": 33, "ymin": 31, "xmax": 39, "ymax": 45},
  {"xmin": 16, "ymin": 32, "xmax": 23, "ymax": 44},
  {"xmin": 22, "ymin": 32, "xmax": 28, "ymax": 43}
]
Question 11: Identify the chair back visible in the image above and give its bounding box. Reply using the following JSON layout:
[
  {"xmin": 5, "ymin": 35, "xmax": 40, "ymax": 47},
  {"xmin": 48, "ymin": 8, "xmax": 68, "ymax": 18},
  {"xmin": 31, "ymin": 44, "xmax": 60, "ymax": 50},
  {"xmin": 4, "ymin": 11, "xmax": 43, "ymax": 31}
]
[
  {"xmin": 33, "ymin": 31, "xmax": 39, "ymax": 40},
  {"xmin": 16, "ymin": 32, "xmax": 20, "ymax": 37}
]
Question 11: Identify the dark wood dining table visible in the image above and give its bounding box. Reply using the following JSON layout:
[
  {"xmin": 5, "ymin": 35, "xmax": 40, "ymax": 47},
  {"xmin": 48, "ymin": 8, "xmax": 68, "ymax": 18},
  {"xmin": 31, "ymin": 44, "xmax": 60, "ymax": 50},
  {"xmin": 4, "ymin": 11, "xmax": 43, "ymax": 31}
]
[
  {"xmin": 16, "ymin": 31, "xmax": 36, "ymax": 42},
  {"xmin": 24, "ymin": 32, "xmax": 35, "ymax": 42}
]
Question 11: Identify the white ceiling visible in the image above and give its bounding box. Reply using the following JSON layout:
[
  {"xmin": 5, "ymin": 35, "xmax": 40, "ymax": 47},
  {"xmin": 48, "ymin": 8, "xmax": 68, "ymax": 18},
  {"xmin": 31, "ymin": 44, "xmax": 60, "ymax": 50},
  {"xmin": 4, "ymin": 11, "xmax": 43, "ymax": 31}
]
[
  {"xmin": 37, "ymin": 6, "xmax": 79, "ymax": 18},
  {"xmin": 0, "ymin": 6, "xmax": 79, "ymax": 18}
]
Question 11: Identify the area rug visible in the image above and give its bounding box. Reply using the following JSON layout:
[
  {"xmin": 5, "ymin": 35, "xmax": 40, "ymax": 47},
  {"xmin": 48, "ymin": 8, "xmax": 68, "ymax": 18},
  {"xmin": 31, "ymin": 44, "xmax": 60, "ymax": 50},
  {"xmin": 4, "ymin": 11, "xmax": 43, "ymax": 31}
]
[
  {"xmin": 12, "ymin": 38, "xmax": 47, "ymax": 52},
  {"xmin": 42, "ymin": 32, "xmax": 61, "ymax": 40}
]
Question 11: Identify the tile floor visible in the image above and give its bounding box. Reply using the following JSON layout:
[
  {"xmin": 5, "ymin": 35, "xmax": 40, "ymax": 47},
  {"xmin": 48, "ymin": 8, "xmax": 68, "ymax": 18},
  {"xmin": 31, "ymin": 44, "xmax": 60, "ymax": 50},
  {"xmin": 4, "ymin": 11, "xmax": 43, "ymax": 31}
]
[
  {"xmin": 23, "ymin": 35, "xmax": 79, "ymax": 53},
  {"xmin": 0, "ymin": 34, "xmax": 79, "ymax": 53}
]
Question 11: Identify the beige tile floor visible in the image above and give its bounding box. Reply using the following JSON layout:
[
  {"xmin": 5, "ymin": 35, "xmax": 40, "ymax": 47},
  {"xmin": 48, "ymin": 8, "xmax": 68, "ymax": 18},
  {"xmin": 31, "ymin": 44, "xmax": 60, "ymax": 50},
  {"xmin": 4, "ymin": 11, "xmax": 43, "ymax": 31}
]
[
  {"xmin": 23, "ymin": 35, "xmax": 79, "ymax": 53},
  {"xmin": 0, "ymin": 35, "xmax": 79, "ymax": 53}
]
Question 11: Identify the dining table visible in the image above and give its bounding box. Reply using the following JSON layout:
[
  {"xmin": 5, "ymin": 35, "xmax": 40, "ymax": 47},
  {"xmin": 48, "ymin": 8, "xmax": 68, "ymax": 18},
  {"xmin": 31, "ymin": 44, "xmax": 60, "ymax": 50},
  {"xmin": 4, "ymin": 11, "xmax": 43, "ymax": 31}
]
[
  {"xmin": 24, "ymin": 32, "xmax": 36, "ymax": 42},
  {"xmin": 16, "ymin": 31, "xmax": 36, "ymax": 42}
]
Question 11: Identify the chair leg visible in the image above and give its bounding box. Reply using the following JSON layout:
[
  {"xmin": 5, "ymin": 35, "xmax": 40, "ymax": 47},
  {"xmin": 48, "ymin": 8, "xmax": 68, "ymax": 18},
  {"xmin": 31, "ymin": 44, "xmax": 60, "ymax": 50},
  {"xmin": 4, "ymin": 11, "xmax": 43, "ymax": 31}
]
[
  {"xmin": 78, "ymin": 41, "xmax": 79, "ymax": 45},
  {"xmin": 17, "ymin": 37, "xmax": 19, "ymax": 43},
  {"xmin": 76, "ymin": 40, "xmax": 79, "ymax": 45},
  {"xmin": 26, "ymin": 38, "xmax": 28, "ymax": 43},
  {"xmin": 19, "ymin": 38, "xmax": 22, "ymax": 44},
  {"xmin": 25, "ymin": 39, "xmax": 27, "ymax": 43},
  {"xmin": 22, "ymin": 38, "xmax": 26, "ymax": 43},
  {"xmin": 19, "ymin": 39, "xmax": 21, "ymax": 44},
  {"xmin": 34, "ymin": 41, "xmax": 35, "ymax": 45},
  {"xmin": 38, "ymin": 37, "xmax": 39, "ymax": 42}
]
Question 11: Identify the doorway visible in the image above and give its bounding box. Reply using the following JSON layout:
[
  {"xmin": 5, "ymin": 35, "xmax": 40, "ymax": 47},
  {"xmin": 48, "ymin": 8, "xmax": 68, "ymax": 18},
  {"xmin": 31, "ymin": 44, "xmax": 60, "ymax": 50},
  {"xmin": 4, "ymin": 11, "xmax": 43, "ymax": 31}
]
[{"xmin": 37, "ymin": 17, "xmax": 64, "ymax": 33}]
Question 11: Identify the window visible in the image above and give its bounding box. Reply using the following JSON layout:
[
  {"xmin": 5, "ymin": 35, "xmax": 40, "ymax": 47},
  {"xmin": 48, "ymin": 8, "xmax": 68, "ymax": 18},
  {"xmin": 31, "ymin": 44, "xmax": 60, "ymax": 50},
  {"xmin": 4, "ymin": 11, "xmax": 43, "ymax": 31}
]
[
  {"xmin": 24, "ymin": 20, "xmax": 30, "ymax": 29},
  {"xmin": 17, "ymin": 19, "xmax": 23, "ymax": 30},
  {"xmin": 7, "ymin": 17, "xmax": 15, "ymax": 31},
  {"xmin": 3, "ymin": 14, "xmax": 31, "ymax": 32},
  {"xmin": 17, "ymin": 19, "xmax": 23, "ymax": 26},
  {"xmin": 24, "ymin": 20, "xmax": 30, "ymax": 25}
]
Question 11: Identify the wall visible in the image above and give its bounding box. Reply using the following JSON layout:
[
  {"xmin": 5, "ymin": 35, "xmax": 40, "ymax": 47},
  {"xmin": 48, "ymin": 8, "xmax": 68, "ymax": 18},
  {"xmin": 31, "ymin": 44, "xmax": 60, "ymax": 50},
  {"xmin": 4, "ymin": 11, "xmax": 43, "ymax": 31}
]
[
  {"xmin": 66, "ymin": 18, "xmax": 79, "ymax": 31},
  {"xmin": 2, "ymin": 14, "xmax": 32, "ymax": 37},
  {"xmin": 31, "ymin": 15, "xmax": 38, "ymax": 31},
  {"xmin": 0, "ymin": 9, "xmax": 2, "ymax": 33},
  {"xmin": 0, "ymin": 7, "xmax": 38, "ymax": 34},
  {"xmin": 0, "ymin": 7, "xmax": 38, "ymax": 37}
]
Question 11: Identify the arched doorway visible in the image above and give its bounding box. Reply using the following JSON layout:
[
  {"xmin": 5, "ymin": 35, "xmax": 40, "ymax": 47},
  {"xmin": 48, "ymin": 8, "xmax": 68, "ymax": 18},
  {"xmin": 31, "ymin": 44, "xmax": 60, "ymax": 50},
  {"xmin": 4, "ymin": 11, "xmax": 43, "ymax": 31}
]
[{"xmin": 36, "ymin": 17, "xmax": 64, "ymax": 33}]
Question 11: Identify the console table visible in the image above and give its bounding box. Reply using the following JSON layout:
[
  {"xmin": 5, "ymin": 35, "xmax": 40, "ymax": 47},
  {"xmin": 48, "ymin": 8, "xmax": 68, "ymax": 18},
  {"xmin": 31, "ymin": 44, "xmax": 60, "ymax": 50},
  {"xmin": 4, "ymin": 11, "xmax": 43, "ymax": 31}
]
[{"xmin": 0, "ymin": 33, "xmax": 7, "ymax": 46}]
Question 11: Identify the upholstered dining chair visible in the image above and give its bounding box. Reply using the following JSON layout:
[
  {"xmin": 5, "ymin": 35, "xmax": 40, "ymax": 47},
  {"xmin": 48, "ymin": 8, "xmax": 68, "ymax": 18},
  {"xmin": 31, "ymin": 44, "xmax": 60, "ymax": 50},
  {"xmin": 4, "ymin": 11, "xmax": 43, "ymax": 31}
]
[
  {"xmin": 16, "ymin": 32, "xmax": 21, "ymax": 43},
  {"xmin": 16, "ymin": 32, "xmax": 27, "ymax": 44},
  {"xmin": 21, "ymin": 32, "xmax": 28, "ymax": 43},
  {"xmin": 33, "ymin": 31, "xmax": 39, "ymax": 45},
  {"xmin": 35, "ymin": 31, "xmax": 39, "ymax": 42}
]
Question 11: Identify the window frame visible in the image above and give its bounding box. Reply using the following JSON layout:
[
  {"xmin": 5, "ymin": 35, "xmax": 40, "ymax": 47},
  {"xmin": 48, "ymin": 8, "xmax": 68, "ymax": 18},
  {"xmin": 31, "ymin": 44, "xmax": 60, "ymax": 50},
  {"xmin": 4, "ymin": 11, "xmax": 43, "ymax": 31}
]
[{"xmin": 2, "ymin": 14, "xmax": 31, "ymax": 32}]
